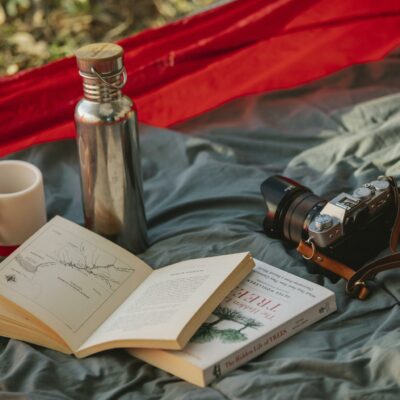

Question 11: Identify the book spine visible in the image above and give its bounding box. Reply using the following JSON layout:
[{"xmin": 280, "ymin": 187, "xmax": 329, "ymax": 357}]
[{"xmin": 203, "ymin": 294, "xmax": 336, "ymax": 385}]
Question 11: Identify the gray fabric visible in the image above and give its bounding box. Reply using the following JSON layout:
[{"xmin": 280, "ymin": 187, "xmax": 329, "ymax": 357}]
[{"xmin": 1, "ymin": 53, "xmax": 400, "ymax": 399}]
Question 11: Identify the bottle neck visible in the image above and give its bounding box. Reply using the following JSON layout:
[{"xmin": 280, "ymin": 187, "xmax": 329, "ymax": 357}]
[{"xmin": 81, "ymin": 72, "xmax": 123, "ymax": 103}]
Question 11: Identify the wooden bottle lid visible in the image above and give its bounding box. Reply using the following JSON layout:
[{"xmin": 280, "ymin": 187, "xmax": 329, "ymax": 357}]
[{"xmin": 75, "ymin": 43, "xmax": 124, "ymax": 76}]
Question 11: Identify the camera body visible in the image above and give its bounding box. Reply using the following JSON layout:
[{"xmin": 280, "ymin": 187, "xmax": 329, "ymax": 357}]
[{"xmin": 261, "ymin": 176, "xmax": 395, "ymax": 270}]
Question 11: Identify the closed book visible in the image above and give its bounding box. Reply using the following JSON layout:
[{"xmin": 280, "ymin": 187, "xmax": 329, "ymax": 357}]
[{"xmin": 129, "ymin": 259, "xmax": 336, "ymax": 386}]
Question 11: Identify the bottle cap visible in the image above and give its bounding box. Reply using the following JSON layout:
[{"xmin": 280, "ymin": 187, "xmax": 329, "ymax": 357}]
[{"xmin": 75, "ymin": 43, "xmax": 124, "ymax": 76}]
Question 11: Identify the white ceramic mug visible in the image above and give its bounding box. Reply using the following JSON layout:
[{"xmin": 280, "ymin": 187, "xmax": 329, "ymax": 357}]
[{"xmin": 0, "ymin": 160, "xmax": 47, "ymax": 247}]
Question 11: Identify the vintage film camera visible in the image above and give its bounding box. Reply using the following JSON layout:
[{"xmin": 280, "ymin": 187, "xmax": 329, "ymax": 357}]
[{"xmin": 260, "ymin": 175, "xmax": 397, "ymax": 272}]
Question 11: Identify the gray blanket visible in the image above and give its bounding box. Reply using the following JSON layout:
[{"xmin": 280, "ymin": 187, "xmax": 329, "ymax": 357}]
[{"xmin": 1, "ymin": 53, "xmax": 399, "ymax": 399}]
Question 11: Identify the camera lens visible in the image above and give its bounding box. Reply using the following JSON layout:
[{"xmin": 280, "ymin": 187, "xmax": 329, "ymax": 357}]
[{"xmin": 260, "ymin": 175, "xmax": 326, "ymax": 243}]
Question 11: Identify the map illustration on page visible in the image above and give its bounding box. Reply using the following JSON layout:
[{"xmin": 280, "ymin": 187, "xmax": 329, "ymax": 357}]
[{"xmin": 0, "ymin": 224, "xmax": 136, "ymax": 332}]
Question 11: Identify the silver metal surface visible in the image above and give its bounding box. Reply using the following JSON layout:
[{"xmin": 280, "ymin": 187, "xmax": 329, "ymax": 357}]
[
  {"xmin": 75, "ymin": 44, "xmax": 147, "ymax": 253},
  {"xmin": 308, "ymin": 215, "xmax": 341, "ymax": 248},
  {"xmin": 308, "ymin": 177, "xmax": 392, "ymax": 248},
  {"xmin": 370, "ymin": 180, "xmax": 390, "ymax": 192},
  {"xmin": 314, "ymin": 214, "xmax": 333, "ymax": 231},
  {"xmin": 91, "ymin": 66, "xmax": 127, "ymax": 90},
  {"xmin": 353, "ymin": 186, "xmax": 372, "ymax": 200}
]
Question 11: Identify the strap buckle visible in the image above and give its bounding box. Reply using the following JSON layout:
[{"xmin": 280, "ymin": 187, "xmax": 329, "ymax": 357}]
[
  {"xmin": 302, "ymin": 239, "xmax": 316, "ymax": 260},
  {"xmin": 346, "ymin": 280, "xmax": 369, "ymax": 300}
]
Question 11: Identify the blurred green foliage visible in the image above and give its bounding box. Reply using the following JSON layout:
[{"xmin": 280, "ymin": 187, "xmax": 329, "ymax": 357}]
[{"xmin": 0, "ymin": 0, "xmax": 218, "ymax": 76}]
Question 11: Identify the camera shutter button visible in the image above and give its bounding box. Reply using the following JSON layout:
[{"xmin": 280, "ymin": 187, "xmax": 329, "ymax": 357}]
[
  {"xmin": 314, "ymin": 214, "xmax": 333, "ymax": 231},
  {"xmin": 353, "ymin": 187, "xmax": 372, "ymax": 200}
]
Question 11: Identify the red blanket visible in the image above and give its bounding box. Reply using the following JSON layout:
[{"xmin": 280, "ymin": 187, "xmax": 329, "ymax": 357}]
[{"xmin": 1, "ymin": 0, "xmax": 399, "ymax": 156}]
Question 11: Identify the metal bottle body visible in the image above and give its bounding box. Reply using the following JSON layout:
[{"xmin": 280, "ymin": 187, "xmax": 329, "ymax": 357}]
[{"xmin": 75, "ymin": 95, "xmax": 148, "ymax": 253}]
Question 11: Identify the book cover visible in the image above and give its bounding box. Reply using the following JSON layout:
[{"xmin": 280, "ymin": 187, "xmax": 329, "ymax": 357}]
[{"xmin": 130, "ymin": 259, "xmax": 336, "ymax": 386}]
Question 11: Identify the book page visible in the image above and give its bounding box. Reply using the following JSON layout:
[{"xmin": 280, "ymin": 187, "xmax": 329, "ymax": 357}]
[
  {"xmin": 78, "ymin": 253, "xmax": 251, "ymax": 351},
  {"xmin": 0, "ymin": 216, "xmax": 152, "ymax": 351},
  {"xmin": 152, "ymin": 259, "xmax": 336, "ymax": 371}
]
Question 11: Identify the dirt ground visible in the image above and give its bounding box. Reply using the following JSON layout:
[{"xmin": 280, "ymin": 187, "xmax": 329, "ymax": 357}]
[{"xmin": 0, "ymin": 0, "xmax": 219, "ymax": 76}]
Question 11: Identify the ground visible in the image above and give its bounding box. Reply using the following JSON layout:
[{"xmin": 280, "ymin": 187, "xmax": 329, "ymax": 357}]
[{"xmin": 0, "ymin": 0, "xmax": 219, "ymax": 76}]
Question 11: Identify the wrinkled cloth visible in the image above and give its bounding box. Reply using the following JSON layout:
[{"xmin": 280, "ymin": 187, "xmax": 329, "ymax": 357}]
[{"xmin": 1, "ymin": 54, "xmax": 400, "ymax": 399}]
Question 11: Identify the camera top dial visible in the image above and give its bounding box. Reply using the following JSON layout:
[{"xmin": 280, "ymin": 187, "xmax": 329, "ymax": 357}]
[{"xmin": 308, "ymin": 177, "xmax": 392, "ymax": 248}]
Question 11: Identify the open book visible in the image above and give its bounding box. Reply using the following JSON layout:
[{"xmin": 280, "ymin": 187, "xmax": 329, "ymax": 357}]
[{"xmin": 0, "ymin": 216, "xmax": 254, "ymax": 358}]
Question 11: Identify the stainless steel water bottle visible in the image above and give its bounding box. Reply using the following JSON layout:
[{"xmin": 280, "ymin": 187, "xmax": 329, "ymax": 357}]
[{"xmin": 74, "ymin": 43, "xmax": 147, "ymax": 253}]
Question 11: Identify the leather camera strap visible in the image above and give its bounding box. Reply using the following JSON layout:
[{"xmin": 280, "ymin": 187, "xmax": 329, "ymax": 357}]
[
  {"xmin": 297, "ymin": 176, "xmax": 400, "ymax": 300},
  {"xmin": 297, "ymin": 240, "xmax": 370, "ymax": 300}
]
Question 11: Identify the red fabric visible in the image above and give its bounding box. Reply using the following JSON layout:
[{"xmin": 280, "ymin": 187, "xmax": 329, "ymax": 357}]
[
  {"xmin": 0, "ymin": 0, "xmax": 400, "ymax": 156},
  {"xmin": 0, "ymin": 245, "xmax": 18, "ymax": 257}
]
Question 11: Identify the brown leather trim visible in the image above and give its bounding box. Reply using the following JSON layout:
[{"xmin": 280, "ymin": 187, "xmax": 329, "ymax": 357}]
[
  {"xmin": 297, "ymin": 241, "xmax": 369, "ymax": 300},
  {"xmin": 296, "ymin": 176, "xmax": 400, "ymax": 300},
  {"xmin": 296, "ymin": 241, "xmax": 353, "ymax": 280},
  {"xmin": 388, "ymin": 176, "xmax": 400, "ymax": 253}
]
